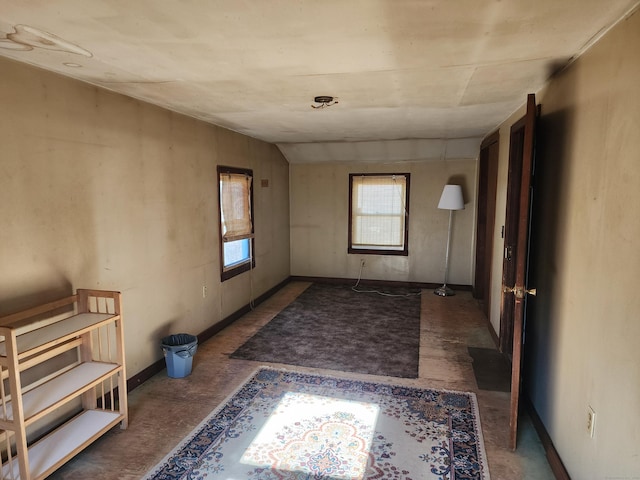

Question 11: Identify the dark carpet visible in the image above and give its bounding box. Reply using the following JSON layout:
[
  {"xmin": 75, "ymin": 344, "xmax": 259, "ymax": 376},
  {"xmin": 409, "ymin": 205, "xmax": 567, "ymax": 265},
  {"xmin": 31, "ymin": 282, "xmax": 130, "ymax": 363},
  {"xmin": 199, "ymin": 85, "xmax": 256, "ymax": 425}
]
[
  {"xmin": 230, "ymin": 283, "xmax": 422, "ymax": 378},
  {"xmin": 468, "ymin": 347, "xmax": 512, "ymax": 392}
]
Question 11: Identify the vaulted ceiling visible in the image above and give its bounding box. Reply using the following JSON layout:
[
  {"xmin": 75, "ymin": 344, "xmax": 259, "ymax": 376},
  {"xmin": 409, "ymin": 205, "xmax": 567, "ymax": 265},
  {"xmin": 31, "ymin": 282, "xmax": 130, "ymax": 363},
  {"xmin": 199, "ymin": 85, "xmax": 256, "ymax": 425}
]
[{"xmin": 1, "ymin": 1, "xmax": 638, "ymax": 163}]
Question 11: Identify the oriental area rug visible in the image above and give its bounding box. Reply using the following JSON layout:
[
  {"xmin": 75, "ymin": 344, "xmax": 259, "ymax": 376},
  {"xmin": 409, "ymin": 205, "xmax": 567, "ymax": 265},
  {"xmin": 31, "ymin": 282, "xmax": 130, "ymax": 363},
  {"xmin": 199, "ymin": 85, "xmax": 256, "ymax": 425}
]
[
  {"xmin": 230, "ymin": 283, "xmax": 422, "ymax": 378},
  {"xmin": 143, "ymin": 368, "xmax": 490, "ymax": 480}
]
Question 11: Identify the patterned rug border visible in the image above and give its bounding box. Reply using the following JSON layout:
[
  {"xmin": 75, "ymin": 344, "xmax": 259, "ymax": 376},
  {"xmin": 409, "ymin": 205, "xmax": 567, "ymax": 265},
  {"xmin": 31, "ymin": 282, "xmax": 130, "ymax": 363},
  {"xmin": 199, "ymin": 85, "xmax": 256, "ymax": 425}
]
[{"xmin": 143, "ymin": 366, "xmax": 491, "ymax": 479}]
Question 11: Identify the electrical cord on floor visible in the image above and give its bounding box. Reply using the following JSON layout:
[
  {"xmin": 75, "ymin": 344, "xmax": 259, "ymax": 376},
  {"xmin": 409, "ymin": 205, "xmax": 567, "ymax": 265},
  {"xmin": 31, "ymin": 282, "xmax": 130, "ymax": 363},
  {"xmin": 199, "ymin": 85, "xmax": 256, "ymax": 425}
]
[{"xmin": 351, "ymin": 261, "xmax": 421, "ymax": 297}]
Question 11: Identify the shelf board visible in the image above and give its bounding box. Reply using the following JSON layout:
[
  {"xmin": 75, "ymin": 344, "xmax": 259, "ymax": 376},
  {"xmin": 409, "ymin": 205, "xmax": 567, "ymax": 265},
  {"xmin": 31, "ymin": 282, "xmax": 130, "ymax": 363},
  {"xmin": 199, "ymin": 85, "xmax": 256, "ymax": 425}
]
[
  {"xmin": 0, "ymin": 362, "xmax": 121, "ymax": 425},
  {"xmin": 0, "ymin": 312, "xmax": 118, "ymax": 360},
  {"xmin": 2, "ymin": 410, "xmax": 123, "ymax": 480}
]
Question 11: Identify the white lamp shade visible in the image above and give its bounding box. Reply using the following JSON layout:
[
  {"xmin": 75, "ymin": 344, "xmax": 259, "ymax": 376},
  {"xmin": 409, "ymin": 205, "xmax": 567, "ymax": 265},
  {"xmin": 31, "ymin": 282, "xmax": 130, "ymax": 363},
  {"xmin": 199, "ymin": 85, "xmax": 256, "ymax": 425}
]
[{"xmin": 437, "ymin": 184, "xmax": 464, "ymax": 210}]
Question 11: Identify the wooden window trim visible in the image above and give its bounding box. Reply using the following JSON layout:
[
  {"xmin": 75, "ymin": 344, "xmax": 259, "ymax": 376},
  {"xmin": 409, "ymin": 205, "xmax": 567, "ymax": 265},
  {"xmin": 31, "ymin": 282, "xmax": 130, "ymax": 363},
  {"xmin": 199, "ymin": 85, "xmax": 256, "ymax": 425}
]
[
  {"xmin": 217, "ymin": 165, "xmax": 255, "ymax": 282},
  {"xmin": 348, "ymin": 173, "xmax": 410, "ymax": 256}
]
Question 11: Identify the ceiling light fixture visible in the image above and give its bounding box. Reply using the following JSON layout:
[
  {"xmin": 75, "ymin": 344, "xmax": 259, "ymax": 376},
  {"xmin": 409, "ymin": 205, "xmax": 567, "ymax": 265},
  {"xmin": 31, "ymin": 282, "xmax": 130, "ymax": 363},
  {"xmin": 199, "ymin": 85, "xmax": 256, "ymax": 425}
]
[{"xmin": 311, "ymin": 95, "xmax": 338, "ymax": 109}]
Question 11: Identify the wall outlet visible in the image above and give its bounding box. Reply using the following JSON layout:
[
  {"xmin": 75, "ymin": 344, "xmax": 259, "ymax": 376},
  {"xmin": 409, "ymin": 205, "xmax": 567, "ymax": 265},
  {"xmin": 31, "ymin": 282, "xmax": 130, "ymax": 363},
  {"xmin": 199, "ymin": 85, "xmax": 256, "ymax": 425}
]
[
  {"xmin": 202, "ymin": 285, "xmax": 207, "ymax": 299},
  {"xmin": 587, "ymin": 406, "xmax": 596, "ymax": 438},
  {"xmin": 360, "ymin": 259, "xmax": 366, "ymax": 267}
]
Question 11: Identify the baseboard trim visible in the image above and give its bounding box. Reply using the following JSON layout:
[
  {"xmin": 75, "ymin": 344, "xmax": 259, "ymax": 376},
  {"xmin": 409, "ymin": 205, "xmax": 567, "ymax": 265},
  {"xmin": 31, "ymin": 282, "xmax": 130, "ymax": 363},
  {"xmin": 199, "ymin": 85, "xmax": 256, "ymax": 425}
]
[
  {"xmin": 290, "ymin": 275, "xmax": 472, "ymax": 292},
  {"xmin": 197, "ymin": 276, "xmax": 291, "ymax": 344},
  {"xmin": 126, "ymin": 276, "xmax": 291, "ymax": 392},
  {"xmin": 127, "ymin": 359, "xmax": 166, "ymax": 392},
  {"xmin": 487, "ymin": 318, "xmax": 500, "ymax": 348},
  {"xmin": 524, "ymin": 395, "xmax": 571, "ymax": 480}
]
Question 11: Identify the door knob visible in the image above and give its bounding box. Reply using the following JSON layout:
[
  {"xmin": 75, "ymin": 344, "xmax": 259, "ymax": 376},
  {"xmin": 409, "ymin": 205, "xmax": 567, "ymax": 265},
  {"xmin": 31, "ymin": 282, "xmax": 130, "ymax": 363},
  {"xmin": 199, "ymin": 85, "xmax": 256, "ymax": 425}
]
[{"xmin": 503, "ymin": 285, "xmax": 537, "ymax": 299}]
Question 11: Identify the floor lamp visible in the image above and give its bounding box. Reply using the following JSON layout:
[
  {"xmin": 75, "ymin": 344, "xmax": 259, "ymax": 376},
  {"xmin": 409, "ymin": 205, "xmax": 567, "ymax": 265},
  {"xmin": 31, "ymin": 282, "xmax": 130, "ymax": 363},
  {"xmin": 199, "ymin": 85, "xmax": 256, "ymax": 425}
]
[{"xmin": 434, "ymin": 184, "xmax": 464, "ymax": 296}]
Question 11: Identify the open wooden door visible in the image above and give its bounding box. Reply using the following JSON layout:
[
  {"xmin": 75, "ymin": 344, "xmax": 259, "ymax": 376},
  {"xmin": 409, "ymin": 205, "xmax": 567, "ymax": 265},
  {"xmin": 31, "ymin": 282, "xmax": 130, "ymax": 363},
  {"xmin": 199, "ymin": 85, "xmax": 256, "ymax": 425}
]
[{"xmin": 501, "ymin": 94, "xmax": 537, "ymax": 450}]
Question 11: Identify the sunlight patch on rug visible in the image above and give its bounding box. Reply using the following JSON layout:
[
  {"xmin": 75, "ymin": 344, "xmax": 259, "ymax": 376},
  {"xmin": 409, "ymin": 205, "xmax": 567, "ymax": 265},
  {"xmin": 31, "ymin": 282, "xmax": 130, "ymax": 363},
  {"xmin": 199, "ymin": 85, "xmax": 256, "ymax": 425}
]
[
  {"xmin": 143, "ymin": 368, "xmax": 491, "ymax": 479},
  {"xmin": 241, "ymin": 392, "xmax": 379, "ymax": 479}
]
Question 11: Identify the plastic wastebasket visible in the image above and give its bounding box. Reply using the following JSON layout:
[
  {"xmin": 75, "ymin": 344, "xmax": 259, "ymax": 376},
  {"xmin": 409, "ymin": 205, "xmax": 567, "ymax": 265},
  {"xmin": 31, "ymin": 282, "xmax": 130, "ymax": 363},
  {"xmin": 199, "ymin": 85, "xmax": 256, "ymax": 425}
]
[{"xmin": 161, "ymin": 333, "xmax": 198, "ymax": 378}]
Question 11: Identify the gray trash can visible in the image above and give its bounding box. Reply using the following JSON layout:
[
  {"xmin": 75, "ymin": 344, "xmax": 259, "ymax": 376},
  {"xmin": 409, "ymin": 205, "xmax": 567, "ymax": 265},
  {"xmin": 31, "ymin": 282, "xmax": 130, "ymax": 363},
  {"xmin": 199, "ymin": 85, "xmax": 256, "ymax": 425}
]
[{"xmin": 161, "ymin": 334, "xmax": 198, "ymax": 378}]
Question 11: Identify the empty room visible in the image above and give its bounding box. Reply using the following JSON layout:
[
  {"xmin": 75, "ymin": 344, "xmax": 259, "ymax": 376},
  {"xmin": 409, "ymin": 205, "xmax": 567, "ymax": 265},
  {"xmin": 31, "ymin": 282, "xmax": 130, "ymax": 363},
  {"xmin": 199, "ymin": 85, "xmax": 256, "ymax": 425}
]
[{"xmin": 1, "ymin": 1, "xmax": 639, "ymax": 479}]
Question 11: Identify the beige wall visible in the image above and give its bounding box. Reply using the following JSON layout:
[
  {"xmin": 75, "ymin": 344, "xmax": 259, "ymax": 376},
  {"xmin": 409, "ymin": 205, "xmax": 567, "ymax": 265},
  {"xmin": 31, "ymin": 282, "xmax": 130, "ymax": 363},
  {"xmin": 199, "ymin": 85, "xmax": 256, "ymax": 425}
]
[
  {"xmin": 290, "ymin": 160, "xmax": 477, "ymax": 285},
  {"xmin": 0, "ymin": 57, "xmax": 290, "ymax": 378},
  {"xmin": 490, "ymin": 9, "xmax": 640, "ymax": 477}
]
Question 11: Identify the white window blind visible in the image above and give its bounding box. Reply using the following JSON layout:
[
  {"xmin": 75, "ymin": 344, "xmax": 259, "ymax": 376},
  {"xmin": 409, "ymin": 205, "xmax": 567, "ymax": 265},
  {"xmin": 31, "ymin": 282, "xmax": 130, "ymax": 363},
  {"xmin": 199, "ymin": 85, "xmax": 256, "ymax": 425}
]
[
  {"xmin": 220, "ymin": 173, "xmax": 253, "ymax": 242},
  {"xmin": 351, "ymin": 175, "xmax": 407, "ymax": 250}
]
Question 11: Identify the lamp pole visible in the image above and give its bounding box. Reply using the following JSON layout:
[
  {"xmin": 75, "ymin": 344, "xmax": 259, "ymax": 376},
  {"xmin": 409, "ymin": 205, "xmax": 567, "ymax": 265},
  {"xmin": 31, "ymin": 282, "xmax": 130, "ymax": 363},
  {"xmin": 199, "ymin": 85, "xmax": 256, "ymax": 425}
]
[
  {"xmin": 434, "ymin": 184, "xmax": 464, "ymax": 296},
  {"xmin": 435, "ymin": 209, "xmax": 455, "ymax": 296}
]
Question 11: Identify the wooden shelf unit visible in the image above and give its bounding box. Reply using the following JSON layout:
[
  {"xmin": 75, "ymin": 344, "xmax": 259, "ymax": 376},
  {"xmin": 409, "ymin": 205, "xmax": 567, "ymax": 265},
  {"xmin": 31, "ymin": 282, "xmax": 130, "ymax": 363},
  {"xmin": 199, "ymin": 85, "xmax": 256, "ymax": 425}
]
[{"xmin": 0, "ymin": 289, "xmax": 128, "ymax": 480}]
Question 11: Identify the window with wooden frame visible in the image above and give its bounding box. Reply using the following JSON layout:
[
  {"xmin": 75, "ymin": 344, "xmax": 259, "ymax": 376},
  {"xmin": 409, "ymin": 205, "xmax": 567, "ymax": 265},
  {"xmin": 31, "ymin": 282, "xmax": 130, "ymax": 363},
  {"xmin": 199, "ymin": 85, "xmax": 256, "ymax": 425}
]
[
  {"xmin": 348, "ymin": 173, "xmax": 410, "ymax": 256},
  {"xmin": 218, "ymin": 166, "xmax": 254, "ymax": 281}
]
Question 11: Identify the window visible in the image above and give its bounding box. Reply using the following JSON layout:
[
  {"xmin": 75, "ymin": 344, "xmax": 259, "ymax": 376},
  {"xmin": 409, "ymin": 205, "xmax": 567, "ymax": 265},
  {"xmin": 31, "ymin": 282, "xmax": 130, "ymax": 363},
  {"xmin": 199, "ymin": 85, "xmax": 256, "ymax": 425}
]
[
  {"xmin": 218, "ymin": 166, "xmax": 254, "ymax": 281},
  {"xmin": 348, "ymin": 173, "xmax": 410, "ymax": 256}
]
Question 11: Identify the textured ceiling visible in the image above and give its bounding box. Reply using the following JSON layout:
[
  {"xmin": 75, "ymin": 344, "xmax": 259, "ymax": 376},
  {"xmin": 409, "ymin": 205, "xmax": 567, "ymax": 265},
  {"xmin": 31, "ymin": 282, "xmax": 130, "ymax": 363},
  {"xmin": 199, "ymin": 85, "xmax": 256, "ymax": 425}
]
[{"xmin": 1, "ymin": 1, "xmax": 638, "ymax": 163}]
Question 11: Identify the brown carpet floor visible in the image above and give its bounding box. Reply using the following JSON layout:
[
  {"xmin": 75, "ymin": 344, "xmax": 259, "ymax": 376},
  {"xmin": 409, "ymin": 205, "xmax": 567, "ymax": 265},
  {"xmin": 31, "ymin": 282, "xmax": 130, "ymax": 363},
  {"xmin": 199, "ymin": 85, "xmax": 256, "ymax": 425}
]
[{"xmin": 230, "ymin": 282, "xmax": 422, "ymax": 377}]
